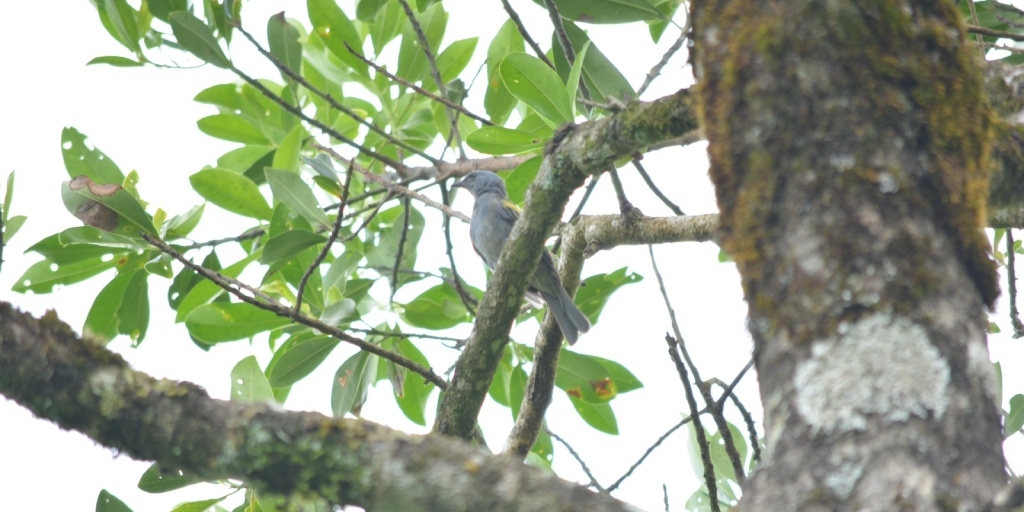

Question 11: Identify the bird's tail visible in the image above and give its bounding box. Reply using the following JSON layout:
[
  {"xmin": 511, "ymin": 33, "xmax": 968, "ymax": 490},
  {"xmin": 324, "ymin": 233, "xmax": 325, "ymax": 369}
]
[{"xmin": 542, "ymin": 288, "xmax": 592, "ymax": 345}]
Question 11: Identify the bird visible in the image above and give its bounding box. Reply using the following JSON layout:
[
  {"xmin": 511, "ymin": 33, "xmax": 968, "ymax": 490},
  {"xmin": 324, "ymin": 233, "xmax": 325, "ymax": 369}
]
[{"xmin": 452, "ymin": 171, "xmax": 591, "ymax": 344}]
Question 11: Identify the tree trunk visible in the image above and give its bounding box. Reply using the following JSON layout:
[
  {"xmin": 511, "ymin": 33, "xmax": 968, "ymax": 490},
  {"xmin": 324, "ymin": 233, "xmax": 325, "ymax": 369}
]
[{"xmin": 693, "ymin": 0, "xmax": 1006, "ymax": 509}]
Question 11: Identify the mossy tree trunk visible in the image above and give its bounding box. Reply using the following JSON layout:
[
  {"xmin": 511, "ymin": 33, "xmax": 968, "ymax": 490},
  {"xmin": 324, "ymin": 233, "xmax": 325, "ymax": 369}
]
[{"xmin": 693, "ymin": 0, "xmax": 1006, "ymax": 509}]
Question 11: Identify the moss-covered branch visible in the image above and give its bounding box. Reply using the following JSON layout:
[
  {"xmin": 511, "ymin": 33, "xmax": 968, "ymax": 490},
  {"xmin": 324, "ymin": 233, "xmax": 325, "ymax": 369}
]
[
  {"xmin": 433, "ymin": 90, "xmax": 699, "ymax": 440},
  {"xmin": 0, "ymin": 302, "xmax": 634, "ymax": 512}
]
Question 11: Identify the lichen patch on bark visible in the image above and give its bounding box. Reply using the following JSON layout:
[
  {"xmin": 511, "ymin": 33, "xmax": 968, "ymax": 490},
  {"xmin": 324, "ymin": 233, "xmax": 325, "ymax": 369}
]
[{"xmin": 794, "ymin": 314, "xmax": 949, "ymax": 434}]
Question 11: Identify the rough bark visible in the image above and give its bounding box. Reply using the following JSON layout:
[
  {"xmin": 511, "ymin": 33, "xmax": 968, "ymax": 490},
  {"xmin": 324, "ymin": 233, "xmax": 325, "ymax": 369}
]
[
  {"xmin": 693, "ymin": 0, "xmax": 1005, "ymax": 510},
  {"xmin": 0, "ymin": 302, "xmax": 639, "ymax": 512}
]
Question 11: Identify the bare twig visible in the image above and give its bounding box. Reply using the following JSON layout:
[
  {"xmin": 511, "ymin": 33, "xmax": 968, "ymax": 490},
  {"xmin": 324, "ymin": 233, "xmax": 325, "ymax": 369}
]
[
  {"xmin": 608, "ymin": 167, "xmax": 639, "ymax": 217},
  {"xmin": 396, "ymin": 0, "xmax": 466, "ymax": 159},
  {"xmin": 183, "ymin": 228, "xmax": 265, "ymax": 251},
  {"xmin": 405, "ymin": 154, "xmax": 536, "ymax": 181},
  {"xmin": 714, "ymin": 358, "xmax": 754, "ymax": 410},
  {"xmin": 664, "ymin": 332, "xmax": 719, "ymax": 512},
  {"xmin": 440, "ymin": 181, "xmax": 477, "ymax": 314},
  {"xmin": 633, "ymin": 159, "xmax": 684, "ymax": 215},
  {"xmin": 313, "ymin": 143, "xmax": 470, "ymax": 223},
  {"xmin": 967, "ymin": 0, "xmax": 987, "ymax": 59},
  {"xmin": 350, "ymin": 328, "xmax": 464, "ymax": 344},
  {"xmin": 142, "ymin": 233, "xmax": 448, "ymax": 389},
  {"xmin": 663, "ymin": 484, "xmax": 670, "ymax": 512},
  {"xmin": 346, "ymin": 44, "xmax": 494, "ymax": 126},
  {"xmin": 606, "ymin": 416, "xmax": 692, "ymax": 492},
  {"xmin": 649, "ymin": 245, "xmax": 744, "ymax": 482},
  {"xmin": 547, "ymin": 428, "xmax": 605, "ymax": 492},
  {"xmin": 500, "ymin": 0, "xmax": 556, "ymax": 69},
  {"xmin": 543, "ymin": 0, "xmax": 592, "ymax": 101},
  {"xmin": 1007, "ymin": 230, "xmax": 1024, "ymax": 338},
  {"xmin": 234, "ymin": 22, "xmax": 439, "ymax": 164},
  {"xmin": 296, "ymin": 162, "xmax": 354, "ymax": 314},
  {"xmin": 389, "ymin": 198, "xmax": 412, "ymax": 304},
  {"xmin": 638, "ymin": 11, "xmax": 688, "ymax": 97},
  {"xmin": 967, "ymin": 24, "xmax": 1024, "ymax": 43}
]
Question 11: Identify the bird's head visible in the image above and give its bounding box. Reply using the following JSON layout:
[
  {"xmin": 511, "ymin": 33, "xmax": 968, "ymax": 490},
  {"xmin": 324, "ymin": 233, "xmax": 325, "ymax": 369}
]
[{"xmin": 451, "ymin": 171, "xmax": 507, "ymax": 198}]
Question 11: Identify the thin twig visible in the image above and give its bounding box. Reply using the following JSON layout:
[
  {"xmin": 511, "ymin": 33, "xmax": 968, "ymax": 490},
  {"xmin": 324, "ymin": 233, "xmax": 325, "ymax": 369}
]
[
  {"xmin": 346, "ymin": 44, "xmax": 494, "ymax": 126},
  {"xmin": 607, "ymin": 168, "xmax": 638, "ymax": 216},
  {"xmin": 663, "ymin": 484, "xmax": 670, "ymax": 512},
  {"xmin": 234, "ymin": 22, "xmax": 439, "ymax": 164},
  {"xmin": 664, "ymin": 332, "xmax": 719, "ymax": 512},
  {"xmin": 229, "ymin": 65, "xmax": 409, "ymax": 173},
  {"xmin": 967, "ymin": 0, "xmax": 987, "ymax": 59},
  {"xmin": 183, "ymin": 228, "xmax": 265, "ymax": 251},
  {"xmin": 1007, "ymin": 230, "xmax": 1024, "ymax": 338},
  {"xmin": 715, "ymin": 358, "xmax": 754, "ymax": 410},
  {"xmin": 295, "ymin": 161, "xmax": 355, "ymax": 314},
  {"xmin": 547, "ymin": 429, "xmax": 605, "ymax": 492},
  {"xmin": 500, "ymin": 0, "xmax": 556, "ymax": 69},
  {"xmin": 542, "ymin": 0, "xmax": 592, "ymax": 101},
  {"xmin": 633, "ymin": 159, "xmax": 684, "ymax": 215},
  {"xmin": 389, "ymin": 198, "xmax": 412, "ymax": 304},
  {"xmin": 606, "ymin": 416, "xmax": 692, "ymax": 492},
  {"xmin": 351, "ymin": 328, "xmax": 465, "ymax": 343},
  {"xmin": 649, "ymin": 245, "xmax": 745, "ymax": 482},
  {"xmin": 967, "ymin": 24, "xmax": 1024, "ymax": 43},
  {"xmin": 440, "ymin": 181, "xmax": 477, "ymax": 314},
  {"xmin": 405, "ymin": 154, "xmax": 536, "ymax": 181},
  {"xmin": 142, "ymin": 233, "xmax": 448, "ymax": 389},
  {"xmin": 638, "ymin": 13, "xmax": 688, "ymax": 97},
  {"xmin": 313, "ymin": 143, "xmax": 470, "ymax": 223},
  {"xmin": 396, "ymin": 0, "xmax": 466, "ymax": 159}
]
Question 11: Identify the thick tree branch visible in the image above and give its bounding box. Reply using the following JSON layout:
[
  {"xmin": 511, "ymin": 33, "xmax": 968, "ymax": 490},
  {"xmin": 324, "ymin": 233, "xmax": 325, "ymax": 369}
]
[
  {"xmin": 433, "ymin": 90, "xmax": 699, "ymax": 440},
  {"xmin": 0, "ymin": 303, "xmax": 635, "ymax": 512}
]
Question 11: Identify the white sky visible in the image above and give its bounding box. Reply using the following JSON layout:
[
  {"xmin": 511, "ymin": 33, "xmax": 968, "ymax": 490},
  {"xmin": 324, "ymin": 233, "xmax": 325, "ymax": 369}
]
[{"xmin": 1, "ymin": 1, "xmax": 1022, "ymax": 511}]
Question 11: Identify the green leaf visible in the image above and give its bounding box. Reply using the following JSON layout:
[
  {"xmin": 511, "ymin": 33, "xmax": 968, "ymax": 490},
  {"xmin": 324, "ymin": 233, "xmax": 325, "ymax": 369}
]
[
  {"xmin": 401, "ymin": 284, "xmax": 471, "ymax": 329},
  {"xmin": 197, "ymin": 114, "xmax": 271, "ymax": 145},
  {"xmin": 465, "ymin": 126, "xmax": 546, "ymax": 155},
  {"xmin": 357, "ymin": 0, "xmax": 388, "ymax": 21},
  {"xmin": 137, "ymin": 463, "xmax": 206, "ymax": 493},
  {"xmin": 307, "ymin": 0, "xmax": 368, "ymax": 74},
  {"xmin": 169, "ymin": 11, "xmax": 231, "ymax": 68},
  {"xmin": 569, "ymin": 395, "xmax": 618, "ymax": 434},
  {"xmin": 589, "ymin": 355, "xmax": 643, "ymax": 393},
  {"xmin": 489, "ymin": 346, "xmax": 514, "ymax": 407},
  {"xmin": 436, "ymin": 37, "xmax": 478, "ymax": 83},
  {"xmin": 509, "ymin": 364, "xmax": 528, "ymax": 419},
  {"xmin": 260, "ymin": 230, "xmax": 327, "ymax": 265},
  {"xmin": 84, "ymin": 270, "xmax": 135, "ymax": 344},
  {"xmin": 117, "ymin": 270, "xmax": 150, "ymax": 343},
  {"xmin": 648, "ymin": 0, "xmax": 678, "ymax": 42},
  {"xmin": 504, "ymin": 156, "xmax": 542, "ymax": 204},
  {"xmin": 532, "ymin": 428, "xmax": 554, "ymax": 465},
  {"xmin": 565, "ymin": 41, "xmax": 590, "ymax": 115},
  {"xmin": 62, "ymin": 127, "xmax": 126, "ymax": 185},
  {"xmin": 3, "ymin": 215, "xmax": 26, "ymax": 243},
  {"xmin": 165, "ymin": 204, "xmax": 205, "ymax": 239},
  {"xmin": 556, "ymin": 349, "xmax": 618, "ymax": 403},
  {"xmin": 149, "ymin": 0, "xmax": 190, "ymax": 22},
  {"xmin": 96, "ymin": 489, "xmax": 134, "ymax": 512},
  {"xmin": 12, "ymin": 256, "xmax": 118, "ymax": 294},
  {"xmin": 103, "ymin": 0, "xmax": 141, "ymax": 53},
  {"xmin": 332, "ymin": 351, "xmax": 378, "ymax": 417},
  {"xmin": 500, "ymin": 53, "xmax": 574, "ymax": 125},
  {"xmin": 268, "ymin": 335, "xmax": 339, "ymax": 387},
  {"xmin": 170, "ymin": 497, "xmax": 228, "ymax": 512},
  {"xmin": 3, "ymin": 171, "xmax": 13, "ymax": 221},
  {"xmin": 230, "ymin": 355, "xmax": 275, "ymax": 402},
  {"xmin": 185, "ymin": 302, "xmax": 290, "ymax": 344},
  {"xmin": 217, "ymin": 146, "xmax": 274, "ymax": 174},
  {"xmin": 87, "ymin": 56, "xmax": 144, "ymax": 67},
  {"xmin": 190, "ymin": 168, "xmax": 273, "ymax": 220},
  {"xmin": 552, "ymin": 22, "xmax": 637, "ymax": 103},
  {"xmin": 368, "ymin": 0, "xmax": 405, "ymax": 54},
  {"xmin": 574, "ymin": 267, "xmax": 643, "ymax": 323},
  {"xmin": 397, "ymin": 3, "xmax": 447, "ymax": 84},
  {"xmin": 320, "ymin": 298, "xmax": 359, "ymax": 326},
  {"xmin": 266, "ymin": 168, "xmax": 329, "ymax": 228},
  {"xmin": 1006, "ymin": 394, "xmax": 1024, "ymax": 438},
  {"xmin": 485, "ymin": 19, "xmax": 525, "ymax": 124},
  {"xmin": 175, "ymin": 251, "xmax": 260, "ymax": 321},
  {"xmin": 531, "ymin": 0, "xmax": 662, "ymax": 24},
  {"xmin": 62, "ymin": 177, "xmax": 157, "ymax": 235},
  {"xmin": 271, "ymin": 126, "xmax": 305, "ymax": 173},
  {"xmin": 394, "ymin": 339, "xmax": 435, "ymax": 425},
  {"xmin": 267, "ymin": 13, "xmax": 303, "ymax": 82}
]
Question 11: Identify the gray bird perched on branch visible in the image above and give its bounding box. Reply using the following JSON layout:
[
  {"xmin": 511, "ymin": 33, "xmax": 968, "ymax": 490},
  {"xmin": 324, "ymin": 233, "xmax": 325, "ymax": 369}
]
[{"xmin": 452, "ymin": 171, "xmax": 591, "ymax": 344}]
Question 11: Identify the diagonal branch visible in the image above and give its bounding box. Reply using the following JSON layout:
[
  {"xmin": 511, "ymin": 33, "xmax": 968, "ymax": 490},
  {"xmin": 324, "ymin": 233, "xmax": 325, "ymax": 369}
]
[{"xmin": 0, "ymin": 302, "xmax": 637, "ymax": 512}]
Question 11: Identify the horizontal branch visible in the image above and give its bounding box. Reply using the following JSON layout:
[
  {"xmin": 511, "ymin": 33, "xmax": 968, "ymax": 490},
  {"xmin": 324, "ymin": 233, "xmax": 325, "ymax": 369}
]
[
  {"xmin": 0, "ymin": 303, "xmax": 634, "ymax": 512},
  {"xmin": 405, "ymin": 154, "xmax": 537, "ymax": 181}
]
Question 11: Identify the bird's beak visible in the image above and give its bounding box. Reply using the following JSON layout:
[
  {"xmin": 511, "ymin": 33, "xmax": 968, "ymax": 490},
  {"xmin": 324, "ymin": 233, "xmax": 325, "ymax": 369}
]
[{"xmin": 451, "ymin": 179, "xmax": 465, "ymax": 189}]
